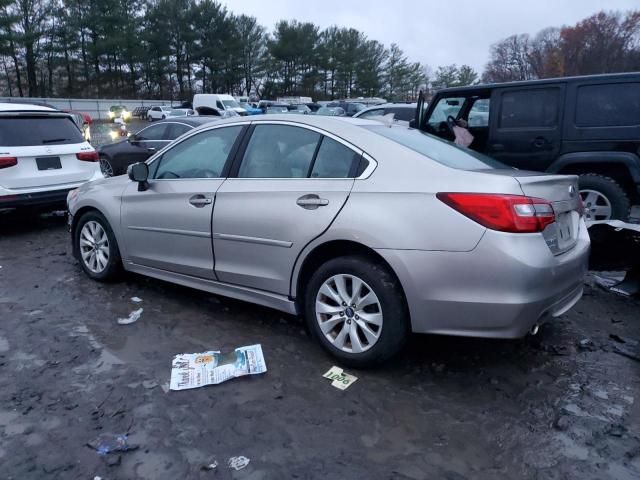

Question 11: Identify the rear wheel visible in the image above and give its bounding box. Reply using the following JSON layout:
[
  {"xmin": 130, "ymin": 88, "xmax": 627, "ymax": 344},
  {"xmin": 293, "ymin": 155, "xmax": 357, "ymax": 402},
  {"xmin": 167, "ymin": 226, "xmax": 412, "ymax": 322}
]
[
  {"xmin": 99, "ymin": 156, "xmax": 114, "ymax": 177},
  {"xmin": 578, "ymin": 174, "xmax": 630, "ymax": 221},
  {"xmin": 74, "ymin": 211, "xmax": 122, "ymax": 281},
  {"xmin": 305, "ymin": 256, "xmax": 409, "ymax": 368}
]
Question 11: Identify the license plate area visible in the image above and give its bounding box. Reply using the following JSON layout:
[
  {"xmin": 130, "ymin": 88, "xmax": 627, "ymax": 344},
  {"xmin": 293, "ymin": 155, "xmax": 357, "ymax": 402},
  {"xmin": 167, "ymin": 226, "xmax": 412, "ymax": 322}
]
[
  {"xmin": 556, "ymin": 211, "xmax": 577, "ymax": 250},
  {"xmin": 36, "ymin": 156, "xmax": 62, "ymax": 170}
]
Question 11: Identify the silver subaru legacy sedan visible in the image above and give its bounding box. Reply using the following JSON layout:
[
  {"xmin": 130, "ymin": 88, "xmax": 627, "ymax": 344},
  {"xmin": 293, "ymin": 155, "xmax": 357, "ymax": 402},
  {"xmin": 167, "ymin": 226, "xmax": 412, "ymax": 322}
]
[{"xmin": 67, "ymin": 115, "xmax": 590, "ymax": 367}]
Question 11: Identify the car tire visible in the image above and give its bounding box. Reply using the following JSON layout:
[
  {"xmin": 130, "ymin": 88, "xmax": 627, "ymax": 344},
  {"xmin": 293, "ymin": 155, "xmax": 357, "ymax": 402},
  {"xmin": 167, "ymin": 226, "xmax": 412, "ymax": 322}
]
[
  {"xmin": 99, "ymin": 155, "xmax": 114, "ymax": 177},
  {"xmin": 147, "ymin": 115, "xmax": 152, "ymax": 122},
  {"xmin": 579, "ymin": 174, "xmax": 630, "ymax": 221},
  {"xmin": 161, "ymin": 115, "xmax": 166, "ymax": 120},
  {"xmin": 304, "ymin": 255, "xmax": 409, "ymax": 368},
  {"xmin": 74, "ymin": 211, "xmax": 122, "ymax": 282}
]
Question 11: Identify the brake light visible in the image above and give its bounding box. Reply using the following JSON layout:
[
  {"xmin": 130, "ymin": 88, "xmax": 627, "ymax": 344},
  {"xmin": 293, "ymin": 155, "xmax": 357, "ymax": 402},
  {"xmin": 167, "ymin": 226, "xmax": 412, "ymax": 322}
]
[
  {"xmin": 76, "ymin": 151, "xmax": 99, "ymax": 162},
  {"xmin": 0, "ymin": 157, "xmax": 17, "ymax": 169},
  {"xmin": 437, "ymin": 193, "xmax": 556, "ymax": 233}
]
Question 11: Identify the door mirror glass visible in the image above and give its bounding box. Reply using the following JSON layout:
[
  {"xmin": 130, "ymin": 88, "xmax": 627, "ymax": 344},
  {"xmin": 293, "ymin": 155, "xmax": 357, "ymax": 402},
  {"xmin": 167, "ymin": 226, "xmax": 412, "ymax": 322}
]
[{"xmin": 128, "ymin": 162, "xmax": 149, "ymax": 183}]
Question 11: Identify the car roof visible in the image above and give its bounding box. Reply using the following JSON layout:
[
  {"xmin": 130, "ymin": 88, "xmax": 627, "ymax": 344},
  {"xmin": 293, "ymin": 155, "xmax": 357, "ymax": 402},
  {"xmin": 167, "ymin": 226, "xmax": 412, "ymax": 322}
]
[
  {"xmin": 156, "ymin": 117, "xmax": 220, "ymax": 127},
  {"xmin": 0, "ymin": 102, "xmax": 57, "ymax": 112},
  {"xmin": 434, "ymin": 72, "xmax": 640, "ymax": 96}
]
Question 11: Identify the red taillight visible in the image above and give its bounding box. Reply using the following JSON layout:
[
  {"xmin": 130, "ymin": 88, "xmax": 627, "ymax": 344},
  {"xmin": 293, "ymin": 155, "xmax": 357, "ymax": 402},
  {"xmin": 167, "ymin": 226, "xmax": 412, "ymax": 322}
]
[
  {"xmin": 76, "ymin": 151, "xmax": 99, "ymax": 162},
  {"xmin": 437, "ymin": 193, "xmax": 556, "ymax": 233},
  {"xmin": 0, "ymin": 157, "xmax": 17, "ymax": 169}
]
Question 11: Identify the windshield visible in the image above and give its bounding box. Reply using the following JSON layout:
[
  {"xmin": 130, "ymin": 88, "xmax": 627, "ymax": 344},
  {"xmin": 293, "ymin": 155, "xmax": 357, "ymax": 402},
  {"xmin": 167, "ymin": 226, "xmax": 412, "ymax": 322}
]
[
  {"xmin": 0, "ymin": 116, "xmax": 84, "ymax": 146},
  {"xmin": 351, "ymin": 103, "xmax": 366, "ymax": 112},
  {"xmin": 365, "ymin": 125, "xmax": 507, "ymax": 170},
  {"xmin": 428, "ymin": 97, "xmax": 465, "ymax": 126},
  {"xmin": 222, "ymin": 99, "xmax": 241, "ymax": 109}
]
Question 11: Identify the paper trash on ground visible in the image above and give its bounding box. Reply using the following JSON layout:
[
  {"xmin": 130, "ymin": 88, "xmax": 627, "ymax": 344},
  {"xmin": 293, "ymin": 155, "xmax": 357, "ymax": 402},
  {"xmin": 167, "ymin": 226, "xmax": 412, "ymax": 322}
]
[
  {"xmin": 117, "ymin": 308, "xmax": 143, "ymax": 325},
  {"xmin": 323, "ymin": 366, "xmax": 358, "ymax": 390},
  {"xmin": 130, "ymin": 296, "xmax": 143, "ymax": 303},
  {"xmin": 170, "ymin": 344, "xmax": 267, "ymax": 391}
]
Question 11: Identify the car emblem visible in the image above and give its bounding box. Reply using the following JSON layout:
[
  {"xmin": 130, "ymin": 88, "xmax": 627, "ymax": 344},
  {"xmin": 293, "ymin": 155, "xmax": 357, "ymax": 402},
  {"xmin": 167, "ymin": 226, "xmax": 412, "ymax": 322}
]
[
  {"xmin": 45, "ymin": 147, "xmax": 53, "ymax": 154},
  {"xmin": 568, "ymin": 185, "xmax": 576, "ymax": 197}
]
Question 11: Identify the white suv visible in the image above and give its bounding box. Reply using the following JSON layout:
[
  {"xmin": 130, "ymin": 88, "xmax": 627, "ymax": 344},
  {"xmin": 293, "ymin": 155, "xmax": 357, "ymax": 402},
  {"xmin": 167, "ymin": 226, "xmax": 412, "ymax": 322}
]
[
  {"xmin": 146, "ymin": 106, "xmax": 173, "ymax": 121},
  {"xmin": 0, "ymin": 103, "xmax": 102, "ymax": 210}
]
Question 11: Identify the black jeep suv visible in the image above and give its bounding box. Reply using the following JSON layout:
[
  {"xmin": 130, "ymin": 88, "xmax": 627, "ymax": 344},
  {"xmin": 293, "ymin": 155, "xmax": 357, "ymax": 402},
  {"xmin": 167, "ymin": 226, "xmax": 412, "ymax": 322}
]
[{"xmin": 418, "ymin": 73, "xmax": 640, "ymax": 221}]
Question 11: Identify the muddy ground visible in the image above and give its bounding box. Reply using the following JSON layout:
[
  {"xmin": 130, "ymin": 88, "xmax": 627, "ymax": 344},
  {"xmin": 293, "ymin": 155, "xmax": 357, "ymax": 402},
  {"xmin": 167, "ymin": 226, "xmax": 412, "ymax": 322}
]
[{"xmin": 0, "ymin": 210, "xmax": 639, "ymax": 480}]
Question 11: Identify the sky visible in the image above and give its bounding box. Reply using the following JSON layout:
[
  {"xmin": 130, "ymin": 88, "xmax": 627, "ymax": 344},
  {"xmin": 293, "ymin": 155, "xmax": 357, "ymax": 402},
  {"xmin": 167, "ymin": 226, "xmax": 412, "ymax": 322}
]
[{"xmin": 219, "ymin": 0, "xmax": 638, "ymax": 73}]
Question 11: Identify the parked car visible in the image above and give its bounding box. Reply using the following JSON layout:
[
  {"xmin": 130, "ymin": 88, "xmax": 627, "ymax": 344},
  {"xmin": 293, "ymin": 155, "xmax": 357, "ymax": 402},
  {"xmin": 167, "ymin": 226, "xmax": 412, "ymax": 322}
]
[
  {"xmin": 265, "ymin": 104, "xmax": 290, "ymax": 114},
  {"xmin": 306, "ymin": 103, "xmax": 322, "ymax": 112},
  {"xmin": 316, "ymin": 106, "xmax": 345, "ymax": 116},
  {"xmin": 238, "ymin": 102, "xmax": 262, "ymax": 115},
  {"xmin": 193, "ymin": 94, "xmax": 248, "ymax": 116},
  {"xmin": 167, "ymin": 108, "xmax": 195, "ymax": 118},
  {"xmin": 418, "ymin": 72, "xmax": 640, "ymax": 221},
  {"xmin": 108, "ymin": 105, "xmax": 131, "ymax": 122},
  {"xmin": 327, "ymin": 101, "xmax": 366, "ymax": 117},
  {"xmin": 132, "ymin": 106, "xmax": 151, "ymax": 119},
  {"xmin": 146, "ymin": 106, "xmax": 173, "ymax": 121},
  {"xmin": 354, "ymin": 103, "xmax": 417, "ymax": 125},
  {"xmin": 68, "ymin": 115, "xmax": 589, "ymax": 366},
  {"xmin": 257, "ymin": 100, "xmax": 288, "ymax": 113},
  {"xmin": 96, "ymin": 117, "xmax": 218, "ymax": 177},
  {"xmin": 287, "ymin": 104, "xmax": 312, "ymax": 114},
  {"xmin": 0, "ymin": 103, "xmax": 101, "ymax": 210}
]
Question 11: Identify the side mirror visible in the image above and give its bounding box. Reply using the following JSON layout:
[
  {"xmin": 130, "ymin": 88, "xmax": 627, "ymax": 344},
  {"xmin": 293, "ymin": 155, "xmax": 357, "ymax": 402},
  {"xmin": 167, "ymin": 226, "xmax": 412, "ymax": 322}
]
[{"xmin": 128, "ymin": 162, "xmax": 149, "ymax": 191}]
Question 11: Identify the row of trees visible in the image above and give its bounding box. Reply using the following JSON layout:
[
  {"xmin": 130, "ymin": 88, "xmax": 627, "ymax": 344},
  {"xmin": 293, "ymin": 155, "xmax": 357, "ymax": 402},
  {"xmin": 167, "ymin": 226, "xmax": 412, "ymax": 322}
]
[
  {"xmin": 1, "ymin": 0, "xmax": 469, "ymax": 101},
  {"xmin": 484, "ymin": 10, "xmax": 640, "ymax": 83}
]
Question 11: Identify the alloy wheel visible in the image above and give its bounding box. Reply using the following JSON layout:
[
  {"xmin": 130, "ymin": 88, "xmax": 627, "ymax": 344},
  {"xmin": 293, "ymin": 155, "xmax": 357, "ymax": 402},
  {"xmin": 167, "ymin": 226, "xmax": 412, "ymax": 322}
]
[
  {"xmin": 79, "ymin": 221, "xmax": 110, "ymax": 274},
  {"xmin": 580, "ymin": 189, "xmax": 612, "ymax": 221},
  {"xmin": 315, "ymin": 274, "xmax": 383, "ymax": 353},
  {"xmin": 99, "ymin": 157, "xmax": 114, "ymax": 177}
]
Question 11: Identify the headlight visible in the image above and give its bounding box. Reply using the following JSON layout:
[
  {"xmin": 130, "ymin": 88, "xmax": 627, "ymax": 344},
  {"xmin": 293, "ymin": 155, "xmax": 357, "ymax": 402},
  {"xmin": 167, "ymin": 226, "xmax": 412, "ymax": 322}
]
[
  {"xmin": 123, "ymin": 111, "xmax": 131, "ymax": 119},
  {"xmin": 108, "ymin": 111, "xmax": 115, "ymax": 118},
  {"xmin": 109, "ymin": 131, "xmax": 119, "ymax": 140}
]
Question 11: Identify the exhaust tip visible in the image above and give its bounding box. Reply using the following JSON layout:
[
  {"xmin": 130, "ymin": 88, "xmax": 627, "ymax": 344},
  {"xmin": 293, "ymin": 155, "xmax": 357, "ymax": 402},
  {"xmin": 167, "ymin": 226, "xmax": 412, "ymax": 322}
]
[{"xmin": 530, "ymin": 324, "xmax": 540, "ymax": 336}]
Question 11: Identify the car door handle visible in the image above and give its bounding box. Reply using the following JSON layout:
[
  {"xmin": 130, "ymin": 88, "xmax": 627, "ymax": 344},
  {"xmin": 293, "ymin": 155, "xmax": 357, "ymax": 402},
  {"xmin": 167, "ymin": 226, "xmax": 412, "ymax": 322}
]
[
  {"xmin": 147, "ymin": 147, "xmax": 156, "ymax": 153},
  {"xmin": 491, "ymin": 143, "xmax": 505, "ymax": 151},
  {"xmin": 296, "ymin": 194, "xmax": 329, "ymax": 210},
  {"xmin": 189, "ymin": 195, "xmax": 212, "ymax": 207},
  {"xmin": 532, "ymin": 136, "xmax": 547, "ymax": 148}
]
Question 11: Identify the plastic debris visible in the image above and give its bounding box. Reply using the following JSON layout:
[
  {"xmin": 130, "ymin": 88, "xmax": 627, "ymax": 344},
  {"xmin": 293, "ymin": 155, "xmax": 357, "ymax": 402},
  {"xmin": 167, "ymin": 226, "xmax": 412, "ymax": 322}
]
[
  {"xmin": 87, "ymin": 433, "xmax": 139, "ymax": 456},
  {"xmin": 228, "ymin": 456, "xmax": 250, "ymax": 471},
  {"xmin": 170, "ymin": 344, "xmax": 267, "ymax": 391},
  {"xmin": 323, "ymin": 366, "xmax": 358, "ymax": 390},
  {"xmin": 201, "ymin": 461, "xmax": 218, "ymax": 471},
  {"xmin": 117, "ymin": 308, "xmax": 143, "ymax": 325},
  {"xmin": 131, "ymin": 297, "xmax": 142, "ymax": 303}
]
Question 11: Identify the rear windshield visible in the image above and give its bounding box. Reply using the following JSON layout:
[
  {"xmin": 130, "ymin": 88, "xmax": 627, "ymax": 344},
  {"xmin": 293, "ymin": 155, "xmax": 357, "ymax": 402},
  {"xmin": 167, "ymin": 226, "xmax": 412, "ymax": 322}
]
[
  {"xmin": 0, "ymin": 116, "xmax": 84, "ymax": 146},
  {"xmin": 365, "ymin": 125, "xmax": 507, "ymax": 170}
]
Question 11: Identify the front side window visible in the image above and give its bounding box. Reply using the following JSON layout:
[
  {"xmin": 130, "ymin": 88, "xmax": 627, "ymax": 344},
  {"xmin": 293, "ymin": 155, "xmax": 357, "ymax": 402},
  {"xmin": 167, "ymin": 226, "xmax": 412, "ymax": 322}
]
[
  {"xmin": 135, "ymin": 124, "xmax": 169, "ymax": 141},
  {"xmin": 575, "ymin": 83, "xmax": 640, "ymax": 127},
  {"xmin": 154, "ymin": 126, "xmax": 242, "ymax": 179},
  {"xmin": 310, "ymin": 137, "xmax": 359, "ymax": 178},
  {"xmin": 499, "ymin": 88, "xmax": 559, "ymax": 129},
  {"xmin": 166, "ymin": 123, "xmax": 192, "ymax": 139},
  {"xmin": 238, "ymin": 125, "xmax": 321, "ymax": 178},
  {"xmin": 387, "ymin": 107, "xmax": 414, "ymax": 122}
]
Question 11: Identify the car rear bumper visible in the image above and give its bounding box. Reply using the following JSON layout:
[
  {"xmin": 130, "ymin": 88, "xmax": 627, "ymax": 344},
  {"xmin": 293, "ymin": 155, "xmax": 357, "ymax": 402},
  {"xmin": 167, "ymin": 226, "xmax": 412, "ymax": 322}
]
[
  {"xmin": 377, "ymin": 219, "xmax": 590, "ymax": 338},
  {"xmin": 0, "ymin": 187, "xmax": 74, "ymax": 209}
]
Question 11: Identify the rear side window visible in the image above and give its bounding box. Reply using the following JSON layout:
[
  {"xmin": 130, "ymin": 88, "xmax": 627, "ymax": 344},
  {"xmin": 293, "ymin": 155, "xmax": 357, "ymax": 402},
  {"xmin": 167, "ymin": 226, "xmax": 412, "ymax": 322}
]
[
  {"xmin": 359, "ymin": 108, "xmax": 385, "ymax": 119},
  {"xmin": 238, "ymin": 125, "xmax": 321, "ymax": 178},
  {"xmin": 575, "ymin": 83, "xmax": 640, "ymax": 127},
  {"xmin": 310, "ymin": 137, "xmax": 359, "ymax": 178},
  {"xmin": 136, "ymin": 124, "xmax": 169, "ymax": 141},
  {"xmin": 0, "ymin": 116, "xmax": 84, "ymax": 146},
  {"xmin": 499, "ymin": 88, "xmax": 559, "ymax": 129}
]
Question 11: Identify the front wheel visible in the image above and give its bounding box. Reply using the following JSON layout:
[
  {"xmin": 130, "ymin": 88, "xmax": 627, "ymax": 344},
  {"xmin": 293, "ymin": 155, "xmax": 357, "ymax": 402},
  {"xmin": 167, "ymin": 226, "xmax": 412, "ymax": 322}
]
[
  {"xmin": 74, "ymin": 211, "xmax": 122, "ymax": 281},
  {"xmin": 579, "ymin": 174, "xmax": 630, "ymax": 221},
  {"xmin": 305, "ymin": 256, "xmax": 409, "ymax": 368}
]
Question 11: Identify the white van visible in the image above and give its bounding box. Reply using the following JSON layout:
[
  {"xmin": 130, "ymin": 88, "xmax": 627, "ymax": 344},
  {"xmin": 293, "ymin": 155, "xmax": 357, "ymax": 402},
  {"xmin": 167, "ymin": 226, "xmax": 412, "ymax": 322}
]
[{"xmin": 192, "ymin": 94, "xmax": 247, "ymax": 116}]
